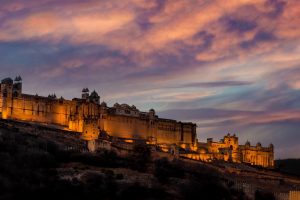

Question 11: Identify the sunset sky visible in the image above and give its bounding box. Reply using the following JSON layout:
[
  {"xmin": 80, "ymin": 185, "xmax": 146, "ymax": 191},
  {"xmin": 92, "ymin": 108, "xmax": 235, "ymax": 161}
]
[{"xmin": 1, "ymin": 0, "xmax": 300, "ymax": 158}]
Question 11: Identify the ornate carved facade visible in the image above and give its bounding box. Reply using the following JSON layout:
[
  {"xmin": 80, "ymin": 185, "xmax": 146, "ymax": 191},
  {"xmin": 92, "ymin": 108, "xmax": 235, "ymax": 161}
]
[{"xmin": 0, "ymin": 77, "xmax": 274, "ymax": 168}]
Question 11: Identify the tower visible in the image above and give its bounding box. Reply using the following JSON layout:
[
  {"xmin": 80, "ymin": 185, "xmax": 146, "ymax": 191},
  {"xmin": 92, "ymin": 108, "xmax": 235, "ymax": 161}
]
[
  {"xmin": 0, "ymin": 77, "xmax": 14, "ymax": 119},
  {"xmin": 1, "ymin": 77, "xmax": 13, "ymax": 98},
  {"xmin": 148, "ymin": 108, "xmax": 156, "ymax": 143},
  {"xmin": 13, "ymin": 75, "xmax": 22, "ymax": 98},
  {"xmin": 82, "ymin": 88, "xmax": 89, "ymax": 100},
  {"xmin": 223, "ymin": 133, "xmax": 240, "ymax": 162},
  {"xmin": 149, "ymin": 108, "xmax": 155, "ymax": 119},
  {"xmin": 89, "ymin": 90, "xmax": 100, "ymax": 104}
]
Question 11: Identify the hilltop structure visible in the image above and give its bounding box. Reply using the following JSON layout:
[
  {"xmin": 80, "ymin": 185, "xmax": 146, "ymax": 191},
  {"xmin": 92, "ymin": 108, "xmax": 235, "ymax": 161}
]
[
  {"xmin": 186, "ymin": 134, "xmax": 274, "ymax": 168},
  {"xmin": 0, "ymin": 76, "xmax": 274, "ymax": 168}
]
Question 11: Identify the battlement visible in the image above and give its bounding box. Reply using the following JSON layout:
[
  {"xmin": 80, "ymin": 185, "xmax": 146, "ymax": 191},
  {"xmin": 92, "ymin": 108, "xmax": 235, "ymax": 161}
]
[
  {"xmin": 201, "ymin": 134, "xmax": 274, "ymax": 168},
  {"xmin": 0, "ymin": 76, "xmax": 274, "ymax": 168},
  {"xmin": 0, "ymin": 76, "xmax": 197, "ymax": 149}
]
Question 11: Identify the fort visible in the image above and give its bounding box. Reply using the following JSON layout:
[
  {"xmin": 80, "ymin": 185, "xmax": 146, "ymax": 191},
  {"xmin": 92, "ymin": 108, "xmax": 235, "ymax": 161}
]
[{"xmin": 0, "ymin": 76, "xmax": 274, "ymax": 168}]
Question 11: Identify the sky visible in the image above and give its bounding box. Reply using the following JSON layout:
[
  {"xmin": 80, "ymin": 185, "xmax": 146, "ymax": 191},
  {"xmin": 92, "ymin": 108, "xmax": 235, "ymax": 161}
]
[{"xmin": 1, "ymin": 0, "xmax": 300, "ymax": 159}]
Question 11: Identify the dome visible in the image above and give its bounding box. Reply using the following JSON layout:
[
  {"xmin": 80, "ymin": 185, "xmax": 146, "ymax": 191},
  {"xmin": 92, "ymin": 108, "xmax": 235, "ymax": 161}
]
[
  {"xmin": 114, "ymin": 103, "xmax": 120, "ymax": 107},
  {"xmin": 1, "ymin": 77, "xmax": 13, "ymax": 84},
  {"xmin": 269, "ymin": 143, "xmax": 274, "ymax": 148},
  {"xmin": 149, "ymin": 109, "xmax": 155, "ymax": 116},
  {"xmin": 90, "ymin": 90, "xmax": 99, "ymax": 97},
  {"xmin": 14, "ymin": 76, "xmax": 22, "ymax": 82},
  {"xmin": 256, "ymin": 142, "xmax": 262, "ymax": 147},
  {"xmin": 48, "ymin": 94, "xmax": 57, "ymax": 99},
  {"xmin": 245, "ymin": 141, "xmax": 250, "ymax": 146},
  {"xmin": 101, "ymin": 102, "xmax": 107, "ymax": 107}
]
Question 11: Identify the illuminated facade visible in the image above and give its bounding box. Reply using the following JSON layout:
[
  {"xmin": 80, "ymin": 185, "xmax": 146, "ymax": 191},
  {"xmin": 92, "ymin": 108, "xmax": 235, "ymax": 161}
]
[
  {"xmin": 192, "ymin": 134, "xmax": 274, "ymax": 168},
  {"xmin": 0, "ymin": 77, "xmax": 197, "ymax": 148},
  {"xmin": 0, "ymin": 77, "xmax": 274, "ymax": 168}
]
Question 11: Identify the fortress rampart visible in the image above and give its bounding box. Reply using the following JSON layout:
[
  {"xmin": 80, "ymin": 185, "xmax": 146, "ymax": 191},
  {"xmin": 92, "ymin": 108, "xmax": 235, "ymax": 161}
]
[
  {"xmin": 0, "ymin": 76, "xmax": 196, "ymax": 148},
  {"xmin": 0, "ymin": 76, "xmax": 274, "ymax": 168}
]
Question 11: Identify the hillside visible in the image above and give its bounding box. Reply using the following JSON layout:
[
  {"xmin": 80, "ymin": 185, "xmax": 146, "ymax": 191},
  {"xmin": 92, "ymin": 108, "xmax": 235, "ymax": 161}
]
[
  {"xmin": 0, "ymin": 120, "xmax": 249, "ymax": 200},
  {"xmin": 0, "ymin": 119, "xmax": 299, "ymax": 200},
  {"xmin": 276, "ymin": 159, "xmax": 300, "ymax": 176}
]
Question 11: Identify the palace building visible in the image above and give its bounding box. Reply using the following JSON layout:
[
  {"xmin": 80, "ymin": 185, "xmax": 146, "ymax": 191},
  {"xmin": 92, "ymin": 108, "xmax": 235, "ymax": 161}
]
[
  {"xmin": 0, "ymin": 76, "xmax": 274, "ymax": 168},
  {"xmin": 0, "ymin": 76, "xmax": 197, "ymax": 147},
  {"xmin": 191, "ymin": 134, "xmax": 274, "ymax": 168}
]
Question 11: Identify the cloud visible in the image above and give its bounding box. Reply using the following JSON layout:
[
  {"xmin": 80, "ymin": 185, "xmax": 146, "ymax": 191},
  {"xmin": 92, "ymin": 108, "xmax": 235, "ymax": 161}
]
[
  {"xmin": 0, "ymin": 10, "xmax": 135, "ymax": 44},
  {"xmin": 158, "ymin": 108, "xmax": 259, "ymax": 121},
  {"xmin": 1, "ymin": 0, "xmax": 300, "ymax": 158},
  {"xmin": 240, "ymin": 31, "xmax": 276, "ymax": 49},
  {"xmin": 179, "ymin": 81, "xmax": 253, "ymax": 88},
  {"xmin": 223, "ymin": 18, "xmax": 257, "ymax": 33},
  {"xmin": 159, "ymin": 106, "xmax": 300, "ymax": 159}
]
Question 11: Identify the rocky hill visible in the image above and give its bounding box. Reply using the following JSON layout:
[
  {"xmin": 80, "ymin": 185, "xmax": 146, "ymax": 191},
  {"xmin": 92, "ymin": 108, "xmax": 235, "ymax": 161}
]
[
  {"xmin": 276, "ymin": 159, "xmax": 300, "ymax": 177},
  {"xmin": 0, "ymin": 119, "xmax": 299, "ymax": 200}
]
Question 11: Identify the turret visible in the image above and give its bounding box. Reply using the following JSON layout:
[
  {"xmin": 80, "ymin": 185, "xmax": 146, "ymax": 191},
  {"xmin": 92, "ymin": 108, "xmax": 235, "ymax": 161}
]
[
  {"xmin": 82, "ymin": 88, "xmax": 89, "ymax": 100},
  {"xmin": 256, "ymin": 142, "xmax": 262, "ymax": 148},
  {"xmin": 207, "ymin": 138, "xmax": 213, "ymax": 144},
  {"xmin": 100, "ymin": 101, "xmax": 107, "ymax": 107},
  {"xmin": 245, "ymin": 141, "xmax": 250, "ymax": 147},
  {"xmin": 114, "ymin": 103, "xmax": 120, "ymax": 107},
  {"xmin": 224, "ymin": 133, "xmax": 238, "ymax": 146},
  {"xmin": 13, "ymin": 75, "xmax": 22, "ymax": 98},
  {"xmin": 149, "ymin": 108, "xmax": 155, "ymax": 117},
  {"xmin": 1, "ymin": 77, "xmax": 13, "ymax": 98},
  {"xmin": 48, "ymin": 93, "xmax": 57, "ymax": 99},
  {"xmin": 89, "ymin": 90, "xmax": 100, "ymax": 104},
  {"xmin": 224, "ymin": 133, "xmax": 239, "ymax": 162},
  {"xmin": 1, "ymin": 77, "xmax": 14, "ymax": 119}
]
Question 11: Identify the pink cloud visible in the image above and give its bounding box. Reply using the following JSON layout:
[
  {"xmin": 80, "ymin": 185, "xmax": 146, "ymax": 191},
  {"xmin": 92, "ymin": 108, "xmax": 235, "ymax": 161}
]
[
  {"xmin": 0, "ymin": 0, "xmax": 299, "ymax": 65},
  {"xmin": 1, "ymin": 0, "xmax": 300, "ymax": 98}
]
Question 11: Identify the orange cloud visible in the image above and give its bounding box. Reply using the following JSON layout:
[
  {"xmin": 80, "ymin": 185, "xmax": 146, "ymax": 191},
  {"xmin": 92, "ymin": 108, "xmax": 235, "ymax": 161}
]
[
  {"xmin": 275, "ymin": 1, "xmax": 300, "ymax": 39},
  {"xmin": 1, "ymin": 0, "xmax": 300, "ymax": 89},
  {"xmin": 71, "ymin": 12, "xmax": 135, "ymax": 36},
  {"xmin": 250, "ymin": 110, "xmax": 300, "ymax": 124},
  {"xmin": 0, "ymin": 3, "xmax": 136, "ymax": 44},
  {"xmin": 138, "ymin": 0, "xmax": 266, "ymax": 50}
]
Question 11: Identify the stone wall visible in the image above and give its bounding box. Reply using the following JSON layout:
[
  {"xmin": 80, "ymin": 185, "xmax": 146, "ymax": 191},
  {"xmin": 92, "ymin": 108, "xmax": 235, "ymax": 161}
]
[
  {"xmin": 201, "ymin": 134, "xmax": 274, "ymax": 168},
  {"xmin": 289, "ymin": 191, "xmax": 300, "ymax": 200},
  {"xmin": 100, "ymin": 113, "xmax": 196, "ymax": 146},
  {"xmin": 239, "ymin": 142, "xmax": 274, "ymax": 167},
  {"xmin": 0, "ymin": 77, "xmax": 197, "ymax": 148}
]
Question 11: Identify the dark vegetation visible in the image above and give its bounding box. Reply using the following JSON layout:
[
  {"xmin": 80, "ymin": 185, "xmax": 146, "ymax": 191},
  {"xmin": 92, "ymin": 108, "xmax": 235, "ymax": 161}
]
[
  {"xmin": 0, "ymin": 127, "xmax": 249, "ymax": 200},
  {"xmin": 255, "ymin": 190, "xmax": 275, "ymax": 200},
  {"xmin": 276, "ymin": 159, "xmax": 300, "ymax": 176}
]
